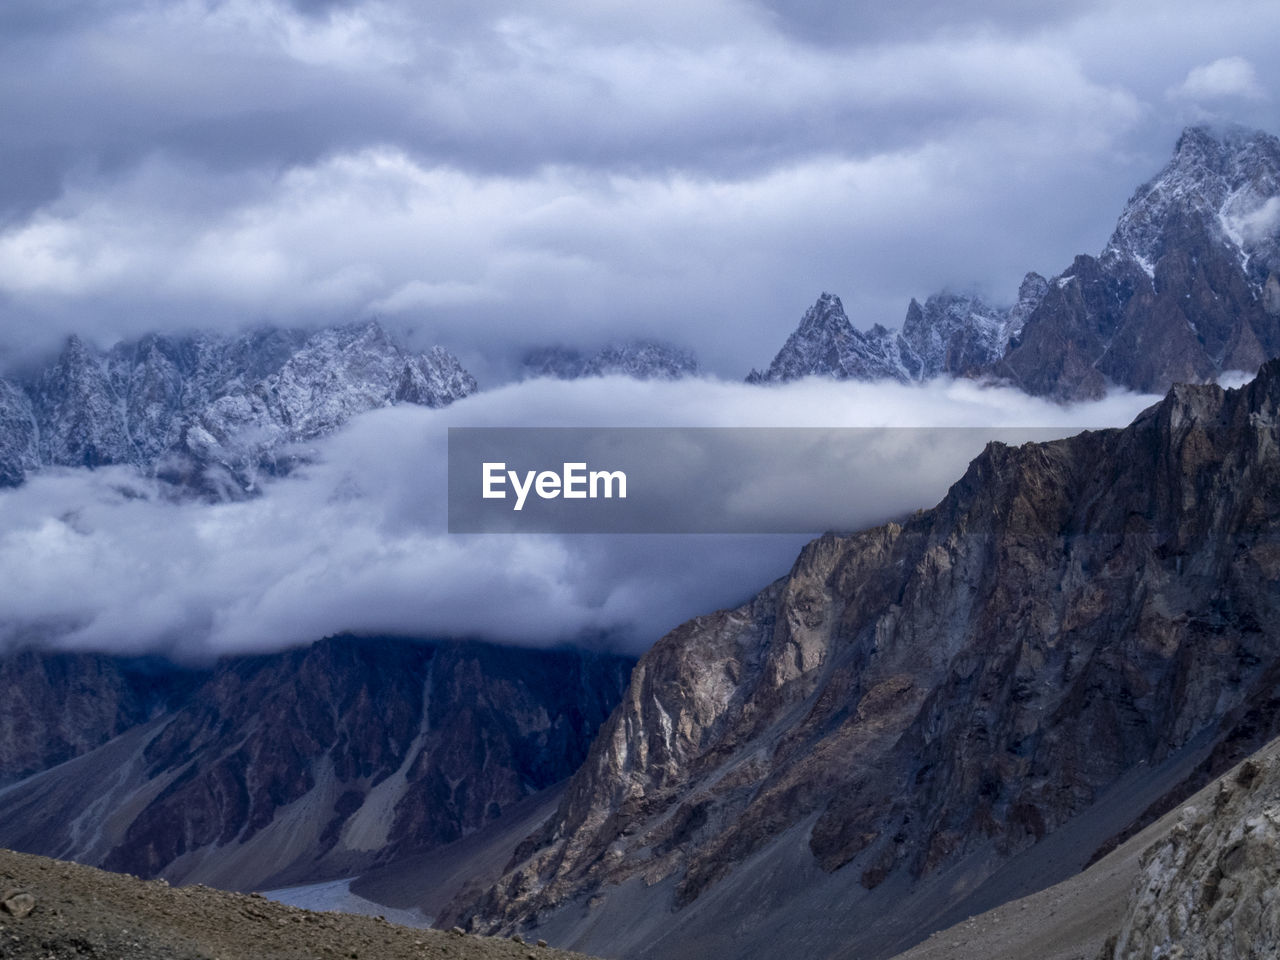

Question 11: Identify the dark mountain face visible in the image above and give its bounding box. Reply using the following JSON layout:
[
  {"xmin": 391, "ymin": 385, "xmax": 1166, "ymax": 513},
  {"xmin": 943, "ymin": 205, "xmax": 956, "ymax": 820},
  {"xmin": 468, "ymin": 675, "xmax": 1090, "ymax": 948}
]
[
  {"xmin": 0, "ymin": 322, "xmax": 477, "ymax": 494},
  {"xmin": 445, "ymin": 360, "xmax": 1280, "ymax": 959},
  {"xmin": 0, "ymin": 636, "xmax": 633, "ymax": 892},
  {"xmin": 751, "ymin": 126, "xmax": 1280, "ymax": 399},
  {"xmin": 0, "ymin": 652, "xmax": 196, "ymax": 786}
]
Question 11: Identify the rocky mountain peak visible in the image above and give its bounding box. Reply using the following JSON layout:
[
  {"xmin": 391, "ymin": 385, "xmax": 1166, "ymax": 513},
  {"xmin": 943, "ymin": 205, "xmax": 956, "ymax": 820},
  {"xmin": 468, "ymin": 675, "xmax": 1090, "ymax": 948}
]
[
  {"xmin": 1105, "ymin": 123, "xmax": 1280, "ymax": 281},
  {"xmin": 747, "ymin": 291, "xmax": 910, "ymax": 383},
  {"xmin": 899, "ymin": 290, "xmax": 1009, "ymax": 378}
]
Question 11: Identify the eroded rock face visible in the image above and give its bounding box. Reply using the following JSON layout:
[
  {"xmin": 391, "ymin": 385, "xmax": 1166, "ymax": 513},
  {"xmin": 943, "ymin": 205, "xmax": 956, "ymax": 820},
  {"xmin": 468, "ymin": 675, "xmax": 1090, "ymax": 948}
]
[
  {"xmin": 0, "ymin": 653, "xmax": 193, "ymax": 786},
  {"xmin": 446, "ymin": 359, "xmax": 1280, "ymax": 951},
  {"xmin": 0, "ymin": 321, "xmax": 477, "ymax": 492},
  {"xmin": 1106, "ymin": 755, "xmax": 1280, "ymax": 960}
]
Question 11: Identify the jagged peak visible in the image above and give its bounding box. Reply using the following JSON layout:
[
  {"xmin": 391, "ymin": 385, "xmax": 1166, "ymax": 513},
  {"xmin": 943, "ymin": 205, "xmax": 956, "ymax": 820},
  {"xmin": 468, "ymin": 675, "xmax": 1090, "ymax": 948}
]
[
  {"xmin": 59, "ymin": 333, "xmax": 95, "ymax": 361},
  {"xmin": 1173, "ymin": 122, "xmax": 1279, "ymax": 163},
  {"xmin": 1016, "ymin": 271, "xmax": 1048, "ymax": 300},
  {"xmin": 1106, "ymin": 123, "xmax": 1280, "ymax": 274},
  {"xmin": 796, "ymin": 291, "xmax": 853, "ymax": 333}
]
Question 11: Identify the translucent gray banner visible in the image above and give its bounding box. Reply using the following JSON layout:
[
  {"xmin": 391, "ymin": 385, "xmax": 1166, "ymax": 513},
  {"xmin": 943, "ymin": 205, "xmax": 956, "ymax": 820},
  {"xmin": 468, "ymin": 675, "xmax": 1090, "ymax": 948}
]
[
  {"xmin": 447, "ymin": 426, "xmax": 1084, "ymax": 534},
  {"xmin": 442, "ymin": 427, "xmax": 1090, "ymax": 535}
]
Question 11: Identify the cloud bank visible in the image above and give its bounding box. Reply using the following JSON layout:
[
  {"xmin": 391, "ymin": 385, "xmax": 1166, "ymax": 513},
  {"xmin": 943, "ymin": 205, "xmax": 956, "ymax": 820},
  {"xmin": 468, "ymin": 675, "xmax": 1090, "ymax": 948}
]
[{"xmin": 0, "ymin": 376, "xmax": 1159, "ymax": 658}]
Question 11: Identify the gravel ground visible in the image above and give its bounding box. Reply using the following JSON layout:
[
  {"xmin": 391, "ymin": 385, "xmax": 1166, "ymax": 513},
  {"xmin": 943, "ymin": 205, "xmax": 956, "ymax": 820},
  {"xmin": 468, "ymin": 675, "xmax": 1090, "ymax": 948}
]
[{"xmin": 0, "ymin": 848, "xmax": 598, "ymax": 960}]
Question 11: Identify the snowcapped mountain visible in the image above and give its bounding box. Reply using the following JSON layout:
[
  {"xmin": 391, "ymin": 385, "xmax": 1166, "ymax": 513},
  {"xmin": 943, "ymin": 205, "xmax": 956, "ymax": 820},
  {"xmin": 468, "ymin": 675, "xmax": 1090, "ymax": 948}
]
[
  {"xmin": 1105, "ymin": 124, "xmax": 1280, "ymax": 284},
  {"xmin": 747, "ymin": 284, "xmax": 1044, "ymax": 385},
  {"xmin": 999, "ymin": 124, "xmax": 1280, "ymax": 399},
  {"xmin": 899, "ymin": 278, "xmax": 1046, "ymax": 379},
  {"xmin": 745, "ymin": 292, "xmax": 909, "ymax": 383},
  {"xmin": 0, "ymin": 321, "xmax": 477, "ymax": 494},
  {"xmin": 521, "ymin": 339, "xmax": 700, "ymax": 381},
  {"xmin": 752, "ymin": 125, "xmax": 1280, "ymax": 399}
]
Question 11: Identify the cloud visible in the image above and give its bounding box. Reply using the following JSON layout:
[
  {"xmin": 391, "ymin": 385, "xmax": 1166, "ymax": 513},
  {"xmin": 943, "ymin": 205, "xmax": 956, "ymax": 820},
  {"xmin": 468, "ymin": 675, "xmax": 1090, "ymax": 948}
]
[
  {"xmin": 1168, "ymin": 56, "xmax": 1266, "ymax": 102},
  {"xmin": 0, "ymin": 375, "xmax": 1159, "ymax": 658}
]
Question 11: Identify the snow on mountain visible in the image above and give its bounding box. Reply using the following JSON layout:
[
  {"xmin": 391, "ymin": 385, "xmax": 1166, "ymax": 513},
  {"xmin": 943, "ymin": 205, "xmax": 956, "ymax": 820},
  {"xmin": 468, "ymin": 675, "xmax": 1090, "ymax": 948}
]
[
  {"xmin": 1105, "ymin": 124, "xmax": 1280, "ymax": 283},
  {"xmin": 899, "ymin": 284, "xmax": 1046, "ymax": 380},
  {"xmin": 0, "ymin": 378, "xmax": 39, "ymax": 487},
  {"xmin": 1003, "ymin": 124, "xmax": 1280, "ymax": 399},
  {"xmin": 0, "ymin": 321, "xmax": 477, "ymax": 492},
  {"xmin": 746, "ymin": 293, "xmax": 905, "ymax": 384},
  {"xmin": 753, "ymin": 125, "xmax": 1280, "ymax": 397},
  {"xmin": 747, "ymin": 286, "xmax": 1042, "ymax": 385},
  {"xmin": 522, "ymin": 339, "xmax": 700, "ymax": 381}
]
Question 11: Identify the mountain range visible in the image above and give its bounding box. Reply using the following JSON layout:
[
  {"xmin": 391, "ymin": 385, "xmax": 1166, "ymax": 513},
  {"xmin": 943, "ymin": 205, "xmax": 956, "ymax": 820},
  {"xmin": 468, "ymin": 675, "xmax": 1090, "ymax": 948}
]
[
  {"xmin": 6, "ymin": 124, "xmax": 1280, "ymax": 960},
  {"xmin": 0, "ymin": 321, "xmax": 477, "ymax": 494},
  {"xmin": 751, "ymin": 125, "xmax": 1280, "ymax": 399},
  {"xmin": 4, "ymin": 126, "xmax": 1280, "ymax": 500}
]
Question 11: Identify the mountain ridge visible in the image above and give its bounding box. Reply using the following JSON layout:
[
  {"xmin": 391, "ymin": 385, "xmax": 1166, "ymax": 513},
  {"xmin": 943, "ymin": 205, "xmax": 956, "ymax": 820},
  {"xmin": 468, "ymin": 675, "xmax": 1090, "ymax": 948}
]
[{"xmin": 444, "ymin": 357, "xmax": 1280, "ymax": 959}]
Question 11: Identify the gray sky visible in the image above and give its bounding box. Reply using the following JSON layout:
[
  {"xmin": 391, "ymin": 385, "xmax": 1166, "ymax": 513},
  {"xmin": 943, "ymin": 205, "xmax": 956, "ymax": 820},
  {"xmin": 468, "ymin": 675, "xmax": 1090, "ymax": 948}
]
[{"xmin": 1, "ymin": 0, "xmax": 1277, "ymax": 378}]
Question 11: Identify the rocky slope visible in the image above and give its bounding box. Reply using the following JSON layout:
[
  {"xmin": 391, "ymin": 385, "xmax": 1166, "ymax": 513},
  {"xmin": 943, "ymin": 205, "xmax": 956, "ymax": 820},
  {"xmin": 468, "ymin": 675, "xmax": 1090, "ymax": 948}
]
[
  {"xmin": 0, "ymin": 846, "xmax": 600, "ymax": 960},
  {"xmin": 0, "ymin": 637, "xmax": 632, "ymax": 893},
  {"xmin": 751, "ymin": 125, "xmax": 1280, "ymax": 397},
  {"xmin": 1104, "ymin": 750, "xmax": 1280, "ymax": 960},
  {"xmin": 0, "ymin": 652, "xmax": 195, "ymax": 785},
  {"xmin": 445, "ymin": 359, "xmax": 1280, "ymax": 959},
  {"xmin": 0, "ymin": 321, "xmax": 477, "ymax": 494},
  {"xmin": 889, "ymin": 735, "xmax": 1280, "ymax": 960},
  {"xmin": 521, "ymin": 340, "xmax": 699, "ymax": 381}
]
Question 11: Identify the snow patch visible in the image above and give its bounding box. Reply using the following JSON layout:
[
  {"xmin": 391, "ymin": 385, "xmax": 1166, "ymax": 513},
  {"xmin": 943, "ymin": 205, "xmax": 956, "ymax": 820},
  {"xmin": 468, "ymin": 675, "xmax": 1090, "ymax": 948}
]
[{"xmin": 263, "ymin": 876, "xmax": 434, "ymax": 927}]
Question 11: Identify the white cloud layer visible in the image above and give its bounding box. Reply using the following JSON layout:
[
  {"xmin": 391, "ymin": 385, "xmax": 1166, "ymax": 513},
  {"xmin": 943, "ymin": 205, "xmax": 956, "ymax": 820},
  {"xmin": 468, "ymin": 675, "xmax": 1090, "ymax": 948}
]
[{"xmin": 0, "ymin": 376, "xmax": 1159, "ymax": 658}]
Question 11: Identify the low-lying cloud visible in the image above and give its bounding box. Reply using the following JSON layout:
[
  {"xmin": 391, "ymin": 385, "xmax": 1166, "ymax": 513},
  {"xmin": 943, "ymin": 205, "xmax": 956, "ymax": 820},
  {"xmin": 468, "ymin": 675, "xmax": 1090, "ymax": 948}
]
[{"xmin": 0, "ymin": 375, "xmax": 1159, "ymax": 659}]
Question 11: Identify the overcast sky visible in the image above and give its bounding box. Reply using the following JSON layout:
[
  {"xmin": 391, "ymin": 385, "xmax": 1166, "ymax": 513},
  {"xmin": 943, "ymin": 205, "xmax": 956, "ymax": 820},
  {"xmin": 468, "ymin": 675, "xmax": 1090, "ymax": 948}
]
[{"xmin": 0, "ymin": 0, "xmax": 1277, "ymax": 378}]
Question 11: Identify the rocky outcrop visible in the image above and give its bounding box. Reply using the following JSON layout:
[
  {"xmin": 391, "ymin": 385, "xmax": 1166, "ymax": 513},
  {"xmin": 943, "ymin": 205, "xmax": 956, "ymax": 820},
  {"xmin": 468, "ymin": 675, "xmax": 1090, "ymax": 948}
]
[
  {"xmin": 0, "ymin": 321, "xmax": 477, "ymax": 492},
  {"xmin": 1106, "ymin": 753, "xmax": 1280, "ymax": 960},
  {"xmin": 522, "ymin": 340, "xmax": 699, "ymax": 381},
  {"xmin": 446, "ymin": 359, "xmax": 1280, "ymax": 958},
  {"xmin": 0, "ymin": 637, "xmax": 632, "ymax": 891}
]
